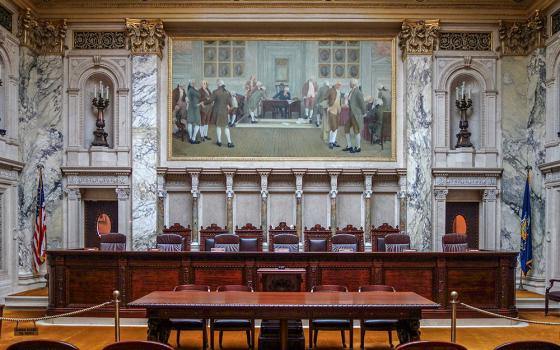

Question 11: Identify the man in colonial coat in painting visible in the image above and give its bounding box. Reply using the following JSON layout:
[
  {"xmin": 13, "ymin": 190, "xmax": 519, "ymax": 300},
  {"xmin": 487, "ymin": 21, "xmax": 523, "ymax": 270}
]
[
  {"xmin": 343, "ymin": 78, "xmax": 366, "ymax": 153},
  {"xmin": 205, "ymin": 79, "xmax": 234, "ymax": 148}
]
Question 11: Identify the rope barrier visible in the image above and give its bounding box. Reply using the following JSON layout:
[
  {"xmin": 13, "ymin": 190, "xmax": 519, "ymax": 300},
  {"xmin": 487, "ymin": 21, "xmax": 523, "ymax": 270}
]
[
  {"xmin": 0, "ymin": 301, "xmax": 114, "ymax": 322},
  {"xmin": 459, "ymin": 302, "xmax": 560, "ymax": 326}
]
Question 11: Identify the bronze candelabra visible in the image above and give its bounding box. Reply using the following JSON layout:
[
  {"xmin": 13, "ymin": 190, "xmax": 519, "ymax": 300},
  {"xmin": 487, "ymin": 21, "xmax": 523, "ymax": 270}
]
[
  {"xmin": 91, "ymin": 92, "xmax": 110, "ymax": 147},
  {"xmin": 455, "ymin": 95, "xmax": 473, "ymax": 148}
]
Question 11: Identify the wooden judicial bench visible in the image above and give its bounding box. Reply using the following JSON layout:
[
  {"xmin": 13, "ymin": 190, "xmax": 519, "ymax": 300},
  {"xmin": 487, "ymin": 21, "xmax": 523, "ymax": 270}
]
[{"xmin": 46, "ymin": 250, "xmax": 517, "ymax": 319}]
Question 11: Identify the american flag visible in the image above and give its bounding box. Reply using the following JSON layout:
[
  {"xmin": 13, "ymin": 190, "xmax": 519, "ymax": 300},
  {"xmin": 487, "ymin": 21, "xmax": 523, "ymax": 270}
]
[{"xmin": 32, "ymin": 167, "xmax": 47, "ymax": 275}]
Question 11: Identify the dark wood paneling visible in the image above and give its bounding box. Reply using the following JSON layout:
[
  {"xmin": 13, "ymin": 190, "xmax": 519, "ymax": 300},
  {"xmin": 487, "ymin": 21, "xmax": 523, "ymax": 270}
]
[
  {"xmin": 383, "ymin": 268, "xmax": 434, "ymax": 301},
  {"xmin": 67, "ymin": 268, "xmax": 118, "ymax": 306}
]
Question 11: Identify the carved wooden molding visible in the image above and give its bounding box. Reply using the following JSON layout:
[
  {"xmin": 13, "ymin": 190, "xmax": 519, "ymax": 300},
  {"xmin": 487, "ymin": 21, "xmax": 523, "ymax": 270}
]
[
  {"xmin": 498, "ymin": 10, "xmax": 546, "ymax": 56},
  {"xmin": 18, "ymin": 8, "xmax": 67, "ymax": 55},
  {"xmin": 398, "ymin": 19, "xmax": 440, "ymax": 58},
  {"xmin": 125, "ymin": 18, "xmax": 165, "ymax": 57}
]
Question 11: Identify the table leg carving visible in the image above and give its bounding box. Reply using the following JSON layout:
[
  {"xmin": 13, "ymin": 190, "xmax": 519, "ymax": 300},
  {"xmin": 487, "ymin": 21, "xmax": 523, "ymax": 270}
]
[
  {"xmin": 147, "ymin": 318, "xmax": 171, "ymax": 344},
  {"xmin": 396, "ymin": 319, "xmax": 420, "ymax": 344}
]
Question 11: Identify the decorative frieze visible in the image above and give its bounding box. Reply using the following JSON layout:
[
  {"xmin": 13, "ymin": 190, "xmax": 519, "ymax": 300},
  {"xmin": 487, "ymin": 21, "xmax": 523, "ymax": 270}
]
[
  {"xmin": 434, "ymin": 176, "xmax": 497, "ymax": 187},
  {"xmin": 0, "ymin": 5, "xmax": 12, "ymax": 32},
  {"xmin": 439, "ymin": 32, "xmax": 491, "ymax": 51},
  {"xmin": 398, "ymin": 19, "xmax": 440, "ymax": 58},
  {"xmin": 66, "ymin": 174, "xmax": 129, "ymax": 187},
  {"xmin": 0, "ymin": 168, "xmax": 18, "ymax": 181},
  {"xmin": 18, "ymin": 8, "xmax": 67, "ymax": 55},
  {"xmin": 125, "ymin": 18, "xmax": 165, "ymax": 57},
  {"xmin": 73, "ymin": 31, "xmax": 126, "ymax": 50},
  {"xmin": 498, "ymin": 10, "xmax": 546, "ymax": 56}
]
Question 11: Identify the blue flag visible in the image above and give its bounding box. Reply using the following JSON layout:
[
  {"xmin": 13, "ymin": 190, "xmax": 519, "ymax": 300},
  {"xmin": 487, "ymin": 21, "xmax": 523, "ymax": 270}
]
[{"xmin": 520, "ymin": 177, "xmax": 533, "ymax": 276}]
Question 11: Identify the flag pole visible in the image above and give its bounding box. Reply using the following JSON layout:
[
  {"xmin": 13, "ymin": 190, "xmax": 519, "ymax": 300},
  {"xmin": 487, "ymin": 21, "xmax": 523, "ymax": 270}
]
[{"xmin": 518, "ymin": 165, "xmax": 532, "ymax": 291}]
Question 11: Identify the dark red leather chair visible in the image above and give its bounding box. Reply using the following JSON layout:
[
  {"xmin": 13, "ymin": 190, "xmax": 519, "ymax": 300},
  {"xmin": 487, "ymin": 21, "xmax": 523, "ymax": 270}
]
[
  {"xmin": 102, "ymin": 341, "xmax": 174, "ymax": 350},
  {"xmin": 545, "ymin": 279, "xmax": 560, "ymax": 316},
  {"xmin": 7, "ymin": 340, "xmax": 79, "ymax": 350},
  {"xmin": 494, "ymin": 341, "xmax": 560, "ymax": 350},
  {"xmin": 395, "ymin": 341, "xmax": 467, "ymax": 350}
]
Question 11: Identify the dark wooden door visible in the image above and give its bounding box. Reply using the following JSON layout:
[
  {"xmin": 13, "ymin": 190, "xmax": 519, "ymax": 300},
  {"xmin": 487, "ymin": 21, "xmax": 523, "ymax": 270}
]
[
  {"xmin": 445, "ymin": 202, "xmax": 479, "ymax": 249},
  {"xmin": 84, "ymin": 200, "xmax": 118, "ymax": 248}
]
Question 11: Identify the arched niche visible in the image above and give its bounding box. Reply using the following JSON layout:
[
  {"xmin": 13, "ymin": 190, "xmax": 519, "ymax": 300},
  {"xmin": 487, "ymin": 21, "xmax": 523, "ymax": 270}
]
[
  {"xmin": 83, "ymin": 73, "xmax": 114, "ymax": 148},
  {"xmin": 448, "ymin": 73, "xmax": 483, "ymax": 150},
  {"xmin": 0, "ymin": 58, "xmax": 6, "ymax": 133}
]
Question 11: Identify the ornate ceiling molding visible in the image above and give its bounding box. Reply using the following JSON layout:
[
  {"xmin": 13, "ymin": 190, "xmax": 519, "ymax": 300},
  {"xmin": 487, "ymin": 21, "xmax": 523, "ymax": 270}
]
[
  {"xmin": 398, "ymin": 19, "xmax": 440, "ymax": 58},
  {"xmin": 125, "ymin": 18, "xmax": 165, "ymax": 58},
  {"xmin": 18, "ymin": 8, "xmax": 67, "ymax": 55},
  {"xmin": 497, "ymin": 9, "xmax": 546, "ymax": 56}
]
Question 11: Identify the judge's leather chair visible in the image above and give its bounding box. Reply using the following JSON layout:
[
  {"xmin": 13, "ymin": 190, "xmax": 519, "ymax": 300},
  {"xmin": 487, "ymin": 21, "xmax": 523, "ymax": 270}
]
[
  {"xmin": 384, "ymin": 233, "xmax": 411, "ymax": 252},
  {"xmin": 304, "ymin": 225, "xmax": 331, "ymax": 252},
  {"xmin": 442, "ymin": 233, "xmax": 468, "ymax": 252},
  {"xmin": 358, "ymin": 285, "xmax": 398, "ymax": 349},
  {"xmin": 494, "ymin": 341, "xmax": 560, "ymax": 350},
  {"xmin": 270, "ymin": 233, "xmax": 299, "ymax": 252},
  {"xmin": 170, "ymin": 284, "xmax": 211, "ymax": 348},
  {"xmin": 371, "ymin": 223, "xmax": 400, "ymax": 252},
  {"xmin": 235, "ymin": 223, "xmax": 264, "ymax": 251},
  {"xmin": 395, "ymin": 341, "xmax": 467, "ymax": 350},
  {"xmin": 156, "ymin": 233, "xmax": 184, "ymax": 252},
  {"xmin": 7, "ymin": 340, "xmax": 79, "ymax": 350},
  {"xmin": 99, "ymin": 233, "xmax": 126, "ymax": 251},
  {"xmin": 211, "ymin": 285, "xmax": 255, "ymax": 350},
  {"xmin": 102, "ymin": 341, "xmax": 174, "ymax": 350},
  {"xmin": 331, "ymin": 233, "xmax": 358, "ymax": 252},
  {"xmin": 309, "ymin": 285, "xmax": 353, "ymax": 349},
  {"xmin": 214, "ymin": 233, "xmax": 240, "ymax": 252},
  {"xmin": 162, "ymin": 223, "xmax": 191, "ymax": 251},
  {"xmin": 200, "ymin": 224, "xmax": 229, "ymax": 251},
  {"xmin": 545, "ymin": 279, "xmax": 560, "ymax": 316}
]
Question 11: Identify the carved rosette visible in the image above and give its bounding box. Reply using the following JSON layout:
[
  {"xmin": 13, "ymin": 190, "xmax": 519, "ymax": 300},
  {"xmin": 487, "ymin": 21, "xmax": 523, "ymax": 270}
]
[
  {"xmin": 498, "ymin": 10, "xmax": 546, "ymax": 56},
  {"xmin": 125, "ymin": 18, "xmax": 165, "ymax": 57},
  {"xmin": 18, "ymin": 8, "xmax": 67, "ymax": 55},
  {"xmin": 398, "ymin": 19, "xmax": 440, "ymax": 58}
]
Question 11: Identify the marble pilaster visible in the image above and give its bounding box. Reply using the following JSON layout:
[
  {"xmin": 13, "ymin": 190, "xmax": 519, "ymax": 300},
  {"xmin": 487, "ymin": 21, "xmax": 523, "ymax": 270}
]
[
  {"xmin": 433, "ymin": 189, "xmax": 448, "ymax": 251},
  {"xmin": 329, "ymin": 172, "xmax": 339, "ymax": 234},
  {"xmin": 17, "ymin": 47, "xmax": 64, "ymax": 275},
  {"xmin": 156, "ymin": 174, "xmax": 166, "ymax": 234},
  {"xmin": 189, "ymin": 171, "xmax": 200, "ymax": 243},
  {"xmin": 363, "ymin": 173, "xmax": 374, "ymax": 242},
  {"xmin": 224, "ymin": 171, "xmax": 235, "ymax": 233},
  {"xmin": 258, "ymin": 170, "xmax": 270, "ymax": 241},
  {"xmin": 406, "ymin": 56, "xmax": 434, "ymax": 250},
  {"xmin": 294, "ymin": 171, "xmax": 305, "ymax": 238},
  {"xmin": 116, "ymin": 188, "xmax": 131, "ymax": 249},
  {"xmin": 398, "ymin": 174, "xmax": 407, "ymax": 231},
  {"xmin": 65, "ymin": 188, "xmax": 81, "ymax": 248},
  {"xmin": 131, "ymin": 55, "xmax": 159, "ymax": 250}
]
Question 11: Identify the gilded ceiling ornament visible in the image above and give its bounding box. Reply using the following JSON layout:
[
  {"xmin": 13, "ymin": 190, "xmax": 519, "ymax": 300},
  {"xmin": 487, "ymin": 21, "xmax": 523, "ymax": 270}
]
[
  {"xmin": 125, "ymin": 18, "xmax": 165, "ymax": 58},
  {"xmin": 498, "ymin": 10, "xmax": 546, "ymax": 56},
  {"xmin": 18, "ymin": 8, "xmax": 67, "ymax": 55},
  {"xmin": 398, "ymin": 19, "xmax": 440, "ymax": 58}
]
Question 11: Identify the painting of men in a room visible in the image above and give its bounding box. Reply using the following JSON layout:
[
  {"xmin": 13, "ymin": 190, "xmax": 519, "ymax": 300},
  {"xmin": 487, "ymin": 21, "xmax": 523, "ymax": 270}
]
[{"xmin": 169, "ymin": 39, "xmax": 394, "ymax": 159}]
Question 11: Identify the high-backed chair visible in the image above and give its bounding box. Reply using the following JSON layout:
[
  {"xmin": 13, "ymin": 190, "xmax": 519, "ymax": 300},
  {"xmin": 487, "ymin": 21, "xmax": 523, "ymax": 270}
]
[
  {"xmin": 331, "ymin": 233, "xmax": 358, "ymax": 252},
  {"xmin": 494, "ymin": 341, "xmax": 560, "ymax": 350},
  {"xmin": 170, "ymin": 284, "xmax": 211, "ymax": 348},
  {"xmin": 304, "ymin": 224, "xmax": 331, "ymax": 252},
  {"xmin": 200, "ymin": 224, "xmax": 229, "ymax": 251},
  {"xmin": 384, "ymin": 233, "xmax": 411, "ymax": 252},
  {"xmin": 102, "ymin": 341, "xmax": 174, "ymax": 350},
  {"xmin": 336, "ymin": 225, "xmax": 365, "ymax": 252},
  {"xmin": 7, "ymin": 340, "xmax": 79, "ymax": 350},
  {"xmin": 162, "ymin": 223, "xmax": 192, "ymax": 251},
  {"xmin": 270, "ymin": 233, "xmax": 299, "ymax": 252},
  {"xmin": 358, "ymin": 285, "xmax": 398, "ymax": 349},
  {"xmin": 309, "ymin": 285, "xmax": 353, "ymax": 349},
  {"xmin": 395, "ymin": 341, "xmax": 467, "ymax": 350},
  {"xmin": 235, "ymin": 223, "xmax": 264, "ymax": 252},
  {"xmin": 214, "ymin": 233, "xmax": 240, "ymax": 252},
  {"xmin": 442, "ymin": 233, "xmax": 468, "ymax": 252},
  {"xmin": 156, "ymin": 233, "xmax": 183, "ymax": 252},
  {"xmin": 268, "ymin": 222, "xmax": 297, "ymax": 248},
  {"xmin": 211, "ymin": 285, "xmax": 255, "ymax": 350},
  {"xmin": 546, "ymin": 279, "xmax": 560, "ymax": 316},
  {"xmin": 371, "ymin": 223, "xmax": 400, "ymax": 252},
  {"xmin": 99, "ymin": 233, "xmax": 126, "ymax": 251}
]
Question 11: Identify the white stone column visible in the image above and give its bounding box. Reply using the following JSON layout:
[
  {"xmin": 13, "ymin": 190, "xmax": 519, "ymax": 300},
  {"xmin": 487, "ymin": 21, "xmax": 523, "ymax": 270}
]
[
  {"xmin": 189, "ymin": 170, "xmax": 201, "ymax": 243},
  {"xmin": 293, "ymin": 170, "xmax": 305, "ymax": 239},
  {"xmin": 115, "ymin": 188, "xmax": 131, "ymax": 249},
  {"xmin": 258, "ymin": 170, "xmax": 270, "ymax": 241},
  {"xmin": 328, "ymin": 171, "xmax": 340, "ymax": 235},
  {"xmin": 398, "ymin": 173, "xmax": 407, "ymax": 231},
  {"xmin": 363, "ymin": 172, "xmax": 374, "ymax": 243},
  {"xmin": 433, "ymin": 189, "xmax": 448, "ymax": 252},
  {"xmin": 481, "ymin": 189, "xmax": 498, "ymax": 250},
  {"xmin": 156, "ymin": 174, "xmax": 166, "ymax": 233},
  {"xmin": 65, "ymin": 188, "xmax": 82, "ymax": 248},
  {"xmin": 224, "ymin": 170, "xmax": 236, "ymax": 233}
]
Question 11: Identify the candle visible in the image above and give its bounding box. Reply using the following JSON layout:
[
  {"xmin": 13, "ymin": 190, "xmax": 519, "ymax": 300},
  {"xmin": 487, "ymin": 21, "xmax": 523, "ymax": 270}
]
[
  {"xmin": 94, "ymin": 85, "xmax": 97, "ymax": 98},
  {"xmin": 461, "ymin": 82, "xmax": 465, "ymax": 99},
  {"xmin": 468, "ymin": 87, "xmax": 471, "ymax": 99},
  {"xmin": 106, "ymin": 87, "xmax": 109, "ymax": 99},
  {"xmin": 456, "ymin": 87, "xmax": 459, "ymax": 101}
]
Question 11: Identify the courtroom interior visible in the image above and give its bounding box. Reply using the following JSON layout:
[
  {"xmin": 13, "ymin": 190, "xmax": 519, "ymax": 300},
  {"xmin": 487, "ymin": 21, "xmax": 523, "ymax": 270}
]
[{"xmin": 0, "ymin": 0, "xmax": 560, "ymax": 349}]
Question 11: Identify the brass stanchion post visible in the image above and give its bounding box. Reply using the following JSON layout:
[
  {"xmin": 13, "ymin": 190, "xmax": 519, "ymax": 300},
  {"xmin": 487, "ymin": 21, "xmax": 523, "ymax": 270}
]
[
  {"xmin": 113, "ymin": 290, "xmax": 121, "ymax": 342},
  {"xmin": 450, "ymin": 291, "xmax": 458, "ymax": 343}
]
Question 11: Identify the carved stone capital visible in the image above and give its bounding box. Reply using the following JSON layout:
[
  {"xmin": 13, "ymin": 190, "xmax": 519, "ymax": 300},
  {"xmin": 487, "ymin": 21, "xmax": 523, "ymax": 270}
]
[
  {"xmin": 191, "ymin": 189, "xmax": 199, "ymax": 199},
  {"xmin": 18, "ymin": 8, "xmax": 67, "ymax": 55},
  {"xmin": 483, "ymin": 189, "xmax": 498, "ymax": 201},
  {"xmin": 398, "ymin": 19, "xmax": 440, "ymax": 58},
  {"xmin": 157, "ymin": 189, "xmax": 167, "ymax": 198},
  {"xmin": 65, "ymin": 188, "xmax": 81, "ymax": 200},
  {"xmin": 363, "ymin": 190, "xmax": 373, "ymax": 199},
  {"xmin": 125, "ymin": 18, "xmax": 165, "ymax": 58},
  {"xmin": 259, "ymin": 171, "xmax": 269, "ymax": 198},
  {"xmin": 498, "ymin": 10, "xmax": 546, "ymax": 56},
  {"xmin": 434, "ymin": 189, "xmax": 448, "ymax": 201},
  {"xmin": 115, "ymin": 188, "xmax": 130, "ymax": 200}
]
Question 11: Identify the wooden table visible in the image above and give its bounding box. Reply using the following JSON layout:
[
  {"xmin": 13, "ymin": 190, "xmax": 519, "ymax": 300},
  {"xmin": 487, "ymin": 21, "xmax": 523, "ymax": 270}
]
[{"xmin": 129, "ymin": 291, "xmax": 439, "ymax": 350}]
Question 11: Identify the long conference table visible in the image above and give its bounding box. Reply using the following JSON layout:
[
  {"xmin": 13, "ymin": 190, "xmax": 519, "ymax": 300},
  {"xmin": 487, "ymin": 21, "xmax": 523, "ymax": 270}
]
[{"xmin": 129, "ymin": 290, "xmax": 440, "ymax": 349}]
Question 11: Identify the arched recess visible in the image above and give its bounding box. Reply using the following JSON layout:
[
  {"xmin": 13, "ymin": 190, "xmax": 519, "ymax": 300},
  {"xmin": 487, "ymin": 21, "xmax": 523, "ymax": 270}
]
[
  {"xmin": 80, "ymin": 71, "xmax": 117, "ymax": 148},
  {"xmin": 0, "ymin": 37, "xmax": 19, "ymax": 144}
]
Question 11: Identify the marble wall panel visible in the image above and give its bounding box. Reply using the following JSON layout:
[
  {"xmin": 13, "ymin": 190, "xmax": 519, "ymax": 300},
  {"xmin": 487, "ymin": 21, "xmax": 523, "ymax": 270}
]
[
  {"xmin": 406, "ymin": 56, "xmax": 433, "ymax": 250},
  {"xmin": 336, "ymin": 193, "xmax": 362, "ymax": 228},
  {"xmin": 17, "ymin": 47, "xmax": 64, "ymax": 275},
  {"xmin": 303, "ymin": 193, "xmax": 329, "ymax": 228},
  {"xmin": 168, "ymin": 191, "xmax": 191, "ymax": 227},
  {"xmin": 235, "ymin": 192, "xmax": 260, "ymax": 227},
  {"xmin": 201, "ymin": 192, "xmax": 226, "ymax": 227},
  {"xmin": 372, "ymin": 193, "xmax": 398, "ymax": 227},
  {"xmin": 269, "ymin": 193, "xmax": 295, "ymax": 227},
  {"xmin": 131, "ymin": 55, "xmax": 159, "ymax": 250},
  {"xmin": 501, "ymin": 49, "xmax": 546, "ymax": 280}
]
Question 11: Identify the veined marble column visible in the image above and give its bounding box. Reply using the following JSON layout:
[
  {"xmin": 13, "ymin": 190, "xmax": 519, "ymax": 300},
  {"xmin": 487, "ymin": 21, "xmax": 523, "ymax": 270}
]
[
  {"xmin": 329, "ymin": 172, "xmax": 340, "ymax": 235},
  {"xmin": 433, "ymin": 189, "xmax": 448, "ymax": 252},
  {"xmin": 258, "ymin": 170, "xmax": 270, "ymax": 241},
  {"xmin": 398, "ymin": 173, "xmax": 407, "ymax": 231},
  {"xmin": 363, "ymin": 173, "xmax": 374, "ymax": 243},
  {"xmin": 399, "ymin": 20, "xmax": 439, "ymax": 250},
  {"xmin": 224, "ymin": 171, "xmax": 236, "ymax": 233},
  {"xmin": 294, "ymin": 171, "xmax": 305, "ymax": 238},
  {"xmin": 189, "ymin": 171, "xmax": 201, "ymax": 244},
  {"xmin": 156, "ymin": 174, "xmax": 166, "ymax": 233}
]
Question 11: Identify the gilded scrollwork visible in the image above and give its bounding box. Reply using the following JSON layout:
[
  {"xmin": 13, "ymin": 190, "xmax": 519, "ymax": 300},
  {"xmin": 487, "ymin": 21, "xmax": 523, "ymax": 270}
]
[
  {"xmin": 73, "ymin": 31, "xmax": 126, "ymax": 50},
  {"xmin": 125, "ymin": 18, "xmax": 165, "ymax": 57},
  {"xmin": 498, "ymin": 10, "xmax": 546, "ymax": 56},
  {"xmin": 398, "ymin": 19, "xmax": 440, "ymax": 58},
  {"xmin": 439, "ymin": 32, "xmax": 491, "ymax": 51},
  {"xmin": 18, "ymin": 8, "xmax": 67, "ymax": 55}
]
